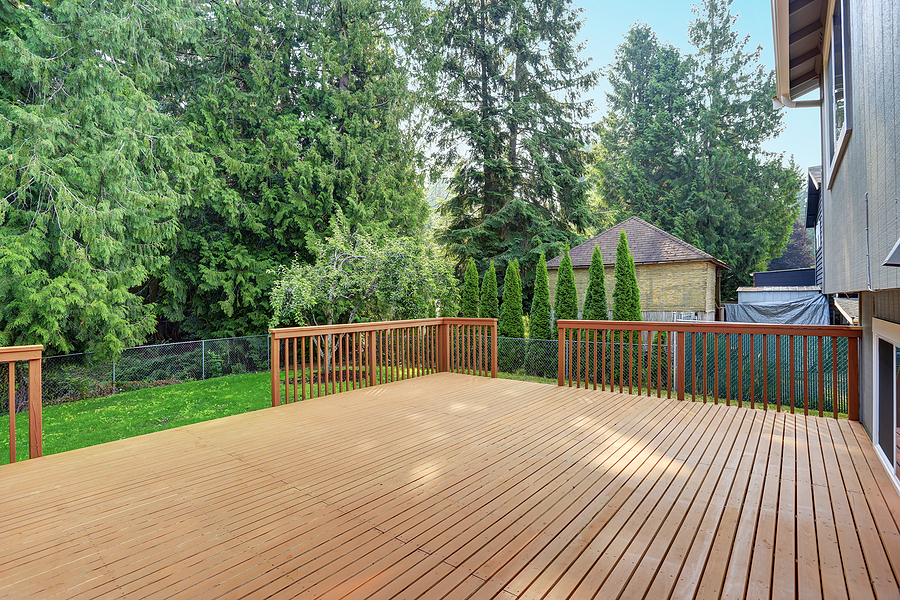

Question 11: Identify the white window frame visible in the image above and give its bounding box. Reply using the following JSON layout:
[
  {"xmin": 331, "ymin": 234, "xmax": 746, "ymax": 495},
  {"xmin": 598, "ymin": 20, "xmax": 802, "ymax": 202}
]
[
  {"xmin": 825, "ymin": 0, "xmax": 852, "ymax": 190},
  {"xmin": 872, "ymin": 318, "xmax": 900, "ymax": 496}
]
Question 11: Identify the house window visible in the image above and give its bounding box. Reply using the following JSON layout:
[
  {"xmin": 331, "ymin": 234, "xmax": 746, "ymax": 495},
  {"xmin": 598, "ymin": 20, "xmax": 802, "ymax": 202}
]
[{"xmin": 826, "ymin": 0, "xmax": 852, "ymax": 189}]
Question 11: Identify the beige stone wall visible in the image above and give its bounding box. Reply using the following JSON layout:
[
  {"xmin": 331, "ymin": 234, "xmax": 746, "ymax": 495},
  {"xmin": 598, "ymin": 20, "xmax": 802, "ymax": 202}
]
[{"xmin": 547, "ymin": 261, "xmax": 717, "ymax": 316}]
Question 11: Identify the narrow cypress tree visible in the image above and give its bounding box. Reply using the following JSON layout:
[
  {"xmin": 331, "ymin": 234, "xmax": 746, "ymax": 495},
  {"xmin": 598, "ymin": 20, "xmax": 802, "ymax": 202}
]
[
  {"xmin": 582, "ymin": 245, "xmax": 608, "ymax": 320},
  {"xmin": 479, "ymin": 260, "xmax": 499, "ymax": 319},
  {"xmin": 553, "ymin": 245, "xmax": 578, "ymax": 339},
  {"xmin": 499, "ymin": 260, "xmax": 524, "ymax": 338},
  {"xmin": 529, "ymin": 254, "xmax": 551, "ymax": 340},
  {"xmin": 460, "ymin": 258, "xmax": 480, "ymax": 318},
  {"xmin": 612, "ymin": 231, "xmax": 641, "ymax": 320}
]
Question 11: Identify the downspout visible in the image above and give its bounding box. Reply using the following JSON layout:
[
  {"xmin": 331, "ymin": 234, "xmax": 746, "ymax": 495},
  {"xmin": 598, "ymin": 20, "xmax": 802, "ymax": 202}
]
[{"xmin": 865, "ymin": 192, "xmax": 874, "ymax": 292}]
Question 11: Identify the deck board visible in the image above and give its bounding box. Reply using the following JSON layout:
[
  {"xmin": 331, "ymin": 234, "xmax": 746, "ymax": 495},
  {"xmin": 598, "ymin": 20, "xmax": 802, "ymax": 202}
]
[{"xmin": 1, "ymin": 373, "xmax": 899, "ymax": 599}]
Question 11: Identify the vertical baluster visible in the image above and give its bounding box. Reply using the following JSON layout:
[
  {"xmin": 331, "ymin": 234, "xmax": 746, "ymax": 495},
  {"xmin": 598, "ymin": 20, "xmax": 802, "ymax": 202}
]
[
  {"xmin": 702, "ymin": 332, "xmax": 708, "ymax": 402},
  {"xmin": 803, "ymin": 336, "xmax": 809, "ymax": 416},
  {"xmin": 618, "ymin": 329, "xmax": 624, "ymax": 393},
  {"xmin": 300, "ymin": 336, "xmax": 307, "ymax": 400},
  {"xmin": 737, "ymin": 334, "xmax": 743, "ymax": 408},
  {"xmin": 627, "ymin": 330, "xmax": 633, "ymax": 395},
  {"xmin": 713, "ymin": 333, "xmax": 719, "ymax": 404},
  {"xmin": 593, "ymin": 329, "xmax": 599, "ymax": 390},
  {"xmin": 832, "ymin": 337, "xmax": 839, "ymax": 419},
  {"xmin": 790, "ymin": 335, "xmax": 796, "ymax": 414},
  {"xmin": 776, "ymin": 336, "xmax": 782, "ymax": 412},
  {"xmin": 566, "ymin": 328, "xmax": 572, "ymax": 387},
  {"xmin": 750, "ymin": 334, "xmax": 755, "ymax": 410},
  {"xmin": 762, "ymin": 335, "xmax": 768, "ymax": 411},
  {"xmin": 480, "ymin": 325, "xmax": 486, "ymax": 376},
  {"xmin": 656, "ymin": 331, "xmax": 662, "ymax": 398},
  {"xmin": 315, "ymin": 335, "xmax": 321, "ymax": 397},
  {"xmin": 725, "ymin": 333, "xmax": 731, "ymax": 406},
  {"xmin": 576, "ymin": 328, "xmax": 582, "ymax": 388},
  {"xmin": 600, "ymin": 330, "xmax": 607, "ymax": 391},
  {"xmin": 818, "ymin": 336, "xmax": 824, "ymax": 418},
  {"xmin": 668, "ymin": 331, "xmax": 673, "ymax": 400},
  {"xmin": 292, "ymin": 338, "xmax": 299, "ymax": 403},
  {"xmin": 691, "ymin": 332, "xmax": 696, "ymax": 402},
  {"xmin": 645, "ymin": 331, "xmax": 651, "ymax": 398},
  {"xmin": 283, "ymin": 339, "xmax": 290, "ymax": 405},
  {"xmin": 8, "ymin": 362, "xmax": 15, "ymax": 464}
]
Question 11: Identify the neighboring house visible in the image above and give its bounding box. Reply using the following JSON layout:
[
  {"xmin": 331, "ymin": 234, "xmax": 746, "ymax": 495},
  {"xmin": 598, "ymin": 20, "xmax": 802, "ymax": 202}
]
[
  {"xmin": 753, "ymin": 268, "xmax": 816, "ymax": 287},
  {"xmin": 772, "ymin": 0, "xmax": 900, "ymax": 487},
  {"xmin": 546, "ymin": 216, "xmax": 729, "ymax": 321}
]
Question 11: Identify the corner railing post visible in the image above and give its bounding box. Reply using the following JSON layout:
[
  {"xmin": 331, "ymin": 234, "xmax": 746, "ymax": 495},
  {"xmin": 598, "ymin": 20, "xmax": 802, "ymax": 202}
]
[
  {"xmin": 491, "ymin": 320, "xmax": 498, "ymax": 378},
  {"xmin": 270, "ymin": 333, "xmax": 280, "ymax": 407},
  {"xmin": 557, "ymin": 325, "xmax": 565, "ymax": 386},
  {"xmin": 28, "ymin": 355, "xmax": 42, "ymax": 459},
  {"xmin": 438, "ymin": 320, "xmax": 450, "ymax": 373},
  {"xmin": 848, "ymin": 335, "xmax": 859, "ymax": 421},
  {"xmin": 676, "ymin": 331, "xmax": 686, "ymax": 401}
]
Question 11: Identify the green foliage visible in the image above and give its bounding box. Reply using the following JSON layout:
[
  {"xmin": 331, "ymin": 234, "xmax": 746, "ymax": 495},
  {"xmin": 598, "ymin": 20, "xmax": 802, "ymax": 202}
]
[
  {"xmin": 159, "ymin": 0, "xmax": 431, "ymax": 338},
  {"xmin": 612, "ymin": 231, "xmax": 641, "ymax": 321},
  {"xmin": 582, "ymin": 246, "xmax": 608, "ymax": 320},
  {"xmin": 433, "ymin": 0, "xmax": 597, "ymax": 307},
  {"xmin": 0, "ymin": 0, "xmax": 198, "ymax": 359},
  {"xmin": 768, "ymin": 213, "xmax": 814, "ymax": 270},
  {"xmin": 461, "ymin": 258, "xmax": 480, "ymax": 318},
  {"xmin": 529, "ymin": 254, "xmax": 551, "ymax": 341},
  {"xmin": 479, "ymin": 260, "xmax": 499, "ymax": 319},
  {"xmin": 269, "ymin": 210, "xmax": 458, "ymax": 327},
  {"xmin": 594, "ymin": 5, "xmax": 801, "ymax": 299},
  {"xmin": 499, "ymin": 261, "xmax": 524, "ymax": 338},
  {"xmin": 553, "ymin": 245, "xmax": 578, "ymax": 339}
]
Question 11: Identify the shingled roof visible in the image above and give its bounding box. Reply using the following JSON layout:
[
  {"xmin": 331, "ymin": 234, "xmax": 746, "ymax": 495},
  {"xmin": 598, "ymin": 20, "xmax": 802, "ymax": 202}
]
[{"xmin": 546, "ymin": 216, "xmax": 729, "ymax": 270}]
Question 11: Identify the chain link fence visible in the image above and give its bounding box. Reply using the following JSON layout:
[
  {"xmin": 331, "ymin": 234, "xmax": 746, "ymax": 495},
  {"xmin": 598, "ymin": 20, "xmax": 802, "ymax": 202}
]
[{"xmin": 0, "ymin": 335, "xmax": 270, "ymax": 412}]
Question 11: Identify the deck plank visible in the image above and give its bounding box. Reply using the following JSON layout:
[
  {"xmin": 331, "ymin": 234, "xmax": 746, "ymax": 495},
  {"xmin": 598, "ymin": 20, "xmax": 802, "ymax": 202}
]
[{"xmin": 0, "ymin": 373, "xmax": 898, "ymax": 600}]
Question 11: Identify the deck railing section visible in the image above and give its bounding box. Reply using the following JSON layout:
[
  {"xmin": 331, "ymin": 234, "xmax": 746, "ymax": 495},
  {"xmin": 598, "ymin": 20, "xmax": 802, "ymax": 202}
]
[
  {"xmin": 270, "ymin": 318, "xmax": 497, "ymax": 406},
  {"xmin": 1, "ymin": 345, "xmax": 43, "ymax": 462},
  {"xmin": 557, "ymin": 321, "xmax": 861, "ymax": 420}
]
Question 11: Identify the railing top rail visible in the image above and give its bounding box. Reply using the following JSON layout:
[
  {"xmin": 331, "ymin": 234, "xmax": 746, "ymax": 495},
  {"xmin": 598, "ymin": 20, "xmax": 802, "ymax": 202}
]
[
  {"xmin": 442, "ymin": 318, "xmax": 498, "ymax": 326},
  {"xmin": 0, "ymin": 345, "xmax": 43, "ymax": 362},
  {"xmin": 270, "ymin": 318, "xmax": 447, "ymax": 339},
  {"xmin": 556, "ymin": 320, "xmax": 862, "ymax": 338}
]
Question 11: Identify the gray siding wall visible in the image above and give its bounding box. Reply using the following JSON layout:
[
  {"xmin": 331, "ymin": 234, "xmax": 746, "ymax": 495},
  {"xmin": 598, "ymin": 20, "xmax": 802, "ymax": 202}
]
[
  {"xmin": 822, "ymin": 0, "xmax": 900, "ymax": 295},
  {"xmin": 859, "ymin": 289, "xmax": 900, "ymax": 435}
]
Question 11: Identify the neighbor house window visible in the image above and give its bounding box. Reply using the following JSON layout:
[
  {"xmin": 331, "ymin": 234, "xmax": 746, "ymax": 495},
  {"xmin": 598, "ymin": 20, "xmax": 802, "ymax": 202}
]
[{"xmin": 826, "ymin": 0, "xmax": 852, "ymax": 188}]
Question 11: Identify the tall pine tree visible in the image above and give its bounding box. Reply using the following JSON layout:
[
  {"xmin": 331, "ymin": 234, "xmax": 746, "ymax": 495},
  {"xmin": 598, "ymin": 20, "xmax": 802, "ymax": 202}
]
[
  {"xmin": 612, "ymin": 231, "xmax": 641, "ymax": 321},
  {"xmin": 553, "ymin": 245, "xmax": 578, "ymax": 339},
  {"xmin": 499, "ymin": 260, "xmax": 524, "ymax": 338},
  {"xmin": 433, "ymin": 0, "xmax": 597, "ymax": 302},
  {"xmin": 460, "ymin": 258, "xmax": 480, "ymax": 318},
  {"xmin": 529, "ymin": 254, "xmax": 551, "ymax": 341},
  {"xmin": 479, "ymin": 260, "xmax": 499, "ymax": 319}
]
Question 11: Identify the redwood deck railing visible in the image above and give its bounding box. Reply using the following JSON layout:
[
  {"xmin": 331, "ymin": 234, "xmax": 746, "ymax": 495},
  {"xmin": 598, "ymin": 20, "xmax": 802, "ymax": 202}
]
[
  {"xmin": 269, "ymin": 318, "xmax": 497, "ymax": 406},
  {"xmin": 1, "ymin": 345, "xmax": 44, "ymax": 462},
  {"xmin": 557, "ymin": 321, "xmax": 861, "ymax": 420}
]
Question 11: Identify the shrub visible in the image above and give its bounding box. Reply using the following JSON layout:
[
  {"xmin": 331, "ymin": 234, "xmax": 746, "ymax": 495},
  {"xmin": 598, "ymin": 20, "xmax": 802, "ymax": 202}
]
[
  {"xmin": 553, "ymin": 244, "xmax": 577, "ymax": 339},
  {"xmin": 479, "ymin": 260, "xmax": 499, "ymax": 319},
  {"xmin": 460, "ymin": 258, "xmax": 480, "ymax": 318}
]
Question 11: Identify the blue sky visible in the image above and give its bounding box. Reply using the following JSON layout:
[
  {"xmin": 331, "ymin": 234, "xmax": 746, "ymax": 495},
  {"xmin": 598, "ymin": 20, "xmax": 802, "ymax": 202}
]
[{"xmin": 578, "ymin": 0, "xmax": 822, "ymax": 172}]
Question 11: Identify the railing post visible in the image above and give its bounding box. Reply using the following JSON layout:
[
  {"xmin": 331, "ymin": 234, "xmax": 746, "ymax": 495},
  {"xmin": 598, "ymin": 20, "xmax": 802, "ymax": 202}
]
[
  {"xmin": 676, "ymin": 331, "xmax": 686, "ymax": 401},
  {"xmin": 270, "ymin": 335, "xmax": 280, "ymax": 407},
  {"xmin": 557, "ymin": 326, "xmax": 565, "ymax": 386},
  {"xmin": 848, "ymin": 335, "xmax": 859, "ymax": 421},
  {"xmin": 437, "ymin": 321, "xmax": 450, "ymax": 373},
  {"xmin": 491, "ymin": 320, "xmax": 498, "ymax": 378},
  {"xmin": 28, "ymin": 356, "xmax": 42, "ymax": 459},
  {"xmin": 368, "ymin": 330, "xmax": 377, "ymax": 387}
]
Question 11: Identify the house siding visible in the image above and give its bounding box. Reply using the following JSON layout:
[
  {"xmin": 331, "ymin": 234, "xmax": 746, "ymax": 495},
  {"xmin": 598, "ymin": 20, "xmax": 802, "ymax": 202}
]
[
  {"xmin": 547, "ymin": 261, "xmax": 717, "ymax": 319},
  {"xmin": 859, "ymin": 288, "xmax": 900, "ymax": 435},
  {"xmin": 822, "ymin": 0, "xmax": 900, "ymax": 296}
]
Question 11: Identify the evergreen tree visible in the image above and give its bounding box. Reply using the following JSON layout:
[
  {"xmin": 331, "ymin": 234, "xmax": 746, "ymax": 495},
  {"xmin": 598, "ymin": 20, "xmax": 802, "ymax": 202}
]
[
  {"xmin": 460, "ymin": 258, "xmax": 480, "ymax": 318},
  {"xmin": 612, "ymin": 231, "xmax": 641, "ymax": 321},
  {"xmin": 0, "ymin": 0, "xmax": 197, "ymax": 358},
  {"xmin": 529, "ymin": 254, "xmax": 551, "ymax": 341},
  {"xmin": 499, "ymin": 261, "xmax": 524, "ymax": 338},
  {"xmin": 581, "ymin": 245, "xmax": 608, "ymax": 320},
  {"xmin": 434, "ymin": 0, "xmax": 598, "ymax": 304},
  {"xmin": 160, "ymin": 0, "xmax": 430, "ymax": 338},
  {"xmin": 553, "ymin": 245, "xmax": 578, "ymax": 339},
  {"xmin": 595, "ymin": 4, "xmax": 801, "ymax": 299},
  {"xmin": 479, "ymin": 260, "xmax": 499, "ymax": 319},
  {"xmin": 768, "ymin": 216, "xmax": 814, "ymax": 270}
]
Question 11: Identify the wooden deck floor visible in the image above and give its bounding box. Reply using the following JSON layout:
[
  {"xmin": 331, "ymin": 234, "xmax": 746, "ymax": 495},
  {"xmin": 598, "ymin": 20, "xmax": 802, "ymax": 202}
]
[{"xmin": 1, "ymin": 373, "xmax": 900, "ymax": 599}]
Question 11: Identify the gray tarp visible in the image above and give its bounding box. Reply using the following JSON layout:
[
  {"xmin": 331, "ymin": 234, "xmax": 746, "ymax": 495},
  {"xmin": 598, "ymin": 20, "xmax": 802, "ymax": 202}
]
[{"xmin": 725, "ymin": 293, "xmax": 830, "ymax": 325}]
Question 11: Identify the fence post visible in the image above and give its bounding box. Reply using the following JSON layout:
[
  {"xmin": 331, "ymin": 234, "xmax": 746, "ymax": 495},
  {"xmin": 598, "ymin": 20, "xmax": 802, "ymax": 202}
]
[
  {"xmin": 848, "ymin": 335, "xmax": 859, "ymax": 421},
  {"xmin": 676, "ymin": 331, "xmax": 686, "ymax": 401},
  {"xmin": 437, "ymin": 321, "xmax": 450, "ymax": 373},
  {"xmin": 557, "ymin": 326, "xmax": 565, "ymax": 386},
  {"xmin": 202, "ymin": 340, "xmax": 206, "ymax": 380},
  {"xmin": 112, "ymin": 361, "xmax": 116, "ymax": 387},
  {"xmin": 270, "ymin": 335, "xmax": 280, "ymax": 407},
  {"xmin": 28, "ymin": 356, "xmax": 42, "ymax": 459}
]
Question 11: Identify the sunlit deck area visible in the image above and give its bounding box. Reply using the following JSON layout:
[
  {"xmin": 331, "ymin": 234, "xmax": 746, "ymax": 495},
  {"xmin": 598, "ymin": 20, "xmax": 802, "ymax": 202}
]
[{"xmin": 1, "ymin": 373, "xmax": 899, "ymax": 599}]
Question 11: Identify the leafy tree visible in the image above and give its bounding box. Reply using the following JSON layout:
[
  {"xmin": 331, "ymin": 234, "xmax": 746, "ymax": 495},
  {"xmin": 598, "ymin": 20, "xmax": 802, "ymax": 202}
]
[
  {"xmin": 269, "ymin": 211, "xmax": 458, "ymax": 327},
  {"xmin": 768, "ymin": 217, "xmax": 814, "ymax": 270},
  {"xmin": 553, "ymin": 245, "xmax": 578, "ymax": 339},
  {"xmin": 0, "ymin": 0, "xmax": 198, "ymax": 358},
  {"xmin": 479, "ymin": 260, "xmax": 499, "ymax": 319},
  {"xmin": 460, "ymin": 258, "xmax": 480, "ymax": 318},
  {"xmin": 529, "ymin": 254, "xmax": 551, "ymax": 340},
  {"xmin": 581, "ymin": 245, "xmax": 608, "ymax": 320},
  {"xmin": 612, "ymin": 231, "xmax": 641, "ymax": 321},
  {"xmin": 433, "ymin": 0, "xmax": 597, "ymax": 304},
  {"xmin": 160, "ymin": 0, "xmax": 430, "ymax": 338},
  {"xmin": 499, "ymin": 260, "xmax": 524, "ymax": 338},
  {"xmin": 595, "ymin": 4, "xmax": 801, "ymax": 299}
]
